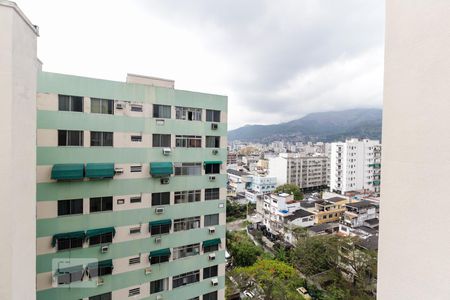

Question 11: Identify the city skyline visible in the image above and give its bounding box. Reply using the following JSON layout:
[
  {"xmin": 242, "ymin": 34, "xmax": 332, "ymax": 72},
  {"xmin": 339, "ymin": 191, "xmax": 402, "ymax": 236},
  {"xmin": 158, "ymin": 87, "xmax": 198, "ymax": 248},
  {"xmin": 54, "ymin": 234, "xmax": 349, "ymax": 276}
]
[{"xmin": 16, "ymin": 0, "xmax": 384, "ymax": 129}]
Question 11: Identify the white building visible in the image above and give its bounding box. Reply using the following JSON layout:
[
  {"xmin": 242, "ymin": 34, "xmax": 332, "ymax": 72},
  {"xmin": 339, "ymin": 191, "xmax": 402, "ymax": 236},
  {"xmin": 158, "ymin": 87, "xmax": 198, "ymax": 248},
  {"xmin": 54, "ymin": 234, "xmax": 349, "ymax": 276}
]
[
  {"xmin": 339, "ymin": 200, "xmax": 379, "ymax": 236},
  {"xmin": 329, "ymin": 139, "xmax": 381, "ymax": 195},
  {"xmin": 0, "ymin": 1, "xmax": 38, "ymax": 299},
  {"xmin": 379, "ymin": 2, "xmax": 450, "ymax": 299},
  {"xmin": 268, "ymin": 153, "xmax": 328, "ymax": 190}
]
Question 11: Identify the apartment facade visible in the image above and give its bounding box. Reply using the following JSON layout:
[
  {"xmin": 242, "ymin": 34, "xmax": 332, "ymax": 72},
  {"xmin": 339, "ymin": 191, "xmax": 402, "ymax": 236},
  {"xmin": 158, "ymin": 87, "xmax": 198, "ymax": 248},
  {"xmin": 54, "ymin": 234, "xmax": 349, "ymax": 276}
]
[
  {"xmin": 329, "ymin": 139, "xmax": 381, "ymax": 195},
  {"xmin": 0, "ymin": 1, "xmax": 39, "ymax": 299},
  {"xmin": 268, "ymin": 153, "xmax": 328, "ymax": 191},
  {"xmin": 36, "ymin": 72, "xmax": 227, "ymax": 300}
]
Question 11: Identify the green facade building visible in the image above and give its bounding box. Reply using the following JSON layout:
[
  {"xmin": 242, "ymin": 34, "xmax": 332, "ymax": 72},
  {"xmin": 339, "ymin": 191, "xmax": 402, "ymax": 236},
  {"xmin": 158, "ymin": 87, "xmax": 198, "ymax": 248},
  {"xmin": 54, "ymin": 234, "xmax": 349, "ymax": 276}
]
[{"xmin": 36, "ymin": 72, "xmax": 227, "ymax": 300}]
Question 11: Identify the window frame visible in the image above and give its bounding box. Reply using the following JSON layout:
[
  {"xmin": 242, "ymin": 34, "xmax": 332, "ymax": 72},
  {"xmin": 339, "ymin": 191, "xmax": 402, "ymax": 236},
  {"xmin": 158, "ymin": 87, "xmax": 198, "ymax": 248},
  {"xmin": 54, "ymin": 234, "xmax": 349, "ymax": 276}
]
[
  {"xmin": 206, "ymin": 109, "xmax": 220, "ymax": 122},
  {"xmin": 90, "ymin": 131, "xmax": 113, "ymax": 147},
  {"xmin": 152, "ymin": 192, "xmax": 170, "ymax": 206},
  {"xmin": 174, "ymin": 163, "xmax": 202, "ymax": 176},
  {"xmin": 89, "ymin": 196, "xmax": 113, "ymax": 213},
  {"xmin": 58, "ymin": 130, "xmax": 84, "ymax": 146},
  {"xmin": 175, "ymin": 135, "xmax": 202, "ymax": 148},
  {"xmin": 205, "ymin": 136, "xmax": 220, "ymax": 148},
  {"xmin": 152, "ymin": 134, "xmax": 171, "ymax": 147},
  {"xmin": 205, "ymin": 188, "xmax": 220, "ymax": 201},
  {"xmin": 90, "ymin": 98, "xmax": 114, "ymax": 115},
  {"xmin": 174, "ymin": 190, "xmax": 201, "ymax": 204},
  {"xmin": 153, "ymin": 104, "xmax": 171, "ymax": 118},
  {"xmin": 204, "ymin": 214, "xmax": 219, "ymax": 226},
  {"xmin": 58, "ymin": 95, "xmax": 83, "ymax": 112}
]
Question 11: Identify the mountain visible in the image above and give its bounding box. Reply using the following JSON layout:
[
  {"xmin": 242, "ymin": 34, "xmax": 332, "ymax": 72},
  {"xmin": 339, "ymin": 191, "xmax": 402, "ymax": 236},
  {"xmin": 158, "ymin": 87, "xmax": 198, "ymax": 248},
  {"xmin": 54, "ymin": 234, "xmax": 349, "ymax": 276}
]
[{"xmin": 228, "ymin": 108, "xmax": 382, "ymax": 143}]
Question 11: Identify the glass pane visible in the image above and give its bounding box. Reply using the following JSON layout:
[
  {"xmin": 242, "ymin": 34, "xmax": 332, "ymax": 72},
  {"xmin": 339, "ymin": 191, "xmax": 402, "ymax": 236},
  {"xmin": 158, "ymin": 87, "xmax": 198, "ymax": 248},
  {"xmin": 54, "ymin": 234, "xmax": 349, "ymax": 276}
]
[
  {"xmin": 58, "ymin": 130, "xmax": 67, "ymax": 146},
  {"xmin": 90, "ymin": 198, "xmax": 102, "ymax": 212},
  {"xmin": 90, "ymin": 131, "xmax": 101, "ymax": 146},
  {"xmin": 71, "ymin": 199, "xmax": 83, "ymax": 214},
  {"xmin": 91, "ymin": 98, "xmax": 101, "ymax": 113},
  {"xmin": 58, "ymin": 95, "xmax": 70, "ymax": 111},
  {"xmin": 58, "ymin": 200, "xmax": 70, "ymax": 216},
  {"xmin": 104, "ymin": 132, "xmax": 113, "ymax": 146},
  {"xmin": 71, "ymin": 96, "xmax": 83, "ymax": 112}
]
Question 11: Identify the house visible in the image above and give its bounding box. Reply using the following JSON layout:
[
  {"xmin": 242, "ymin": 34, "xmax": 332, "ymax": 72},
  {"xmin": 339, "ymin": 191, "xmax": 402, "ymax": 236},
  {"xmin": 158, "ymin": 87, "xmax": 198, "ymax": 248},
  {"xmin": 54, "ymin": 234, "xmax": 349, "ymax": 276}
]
[{"xmin": 339, "ymin": 200, "xmax": 379, "ymax": 236}]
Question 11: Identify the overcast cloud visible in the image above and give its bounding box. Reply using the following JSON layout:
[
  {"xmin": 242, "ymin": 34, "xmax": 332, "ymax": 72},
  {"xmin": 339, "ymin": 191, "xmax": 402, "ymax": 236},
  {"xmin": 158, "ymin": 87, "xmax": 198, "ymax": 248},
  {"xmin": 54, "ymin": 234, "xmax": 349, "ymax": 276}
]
[{"xmin": 17, "ymin": 0, "xmax": 384, "ymax": 129}]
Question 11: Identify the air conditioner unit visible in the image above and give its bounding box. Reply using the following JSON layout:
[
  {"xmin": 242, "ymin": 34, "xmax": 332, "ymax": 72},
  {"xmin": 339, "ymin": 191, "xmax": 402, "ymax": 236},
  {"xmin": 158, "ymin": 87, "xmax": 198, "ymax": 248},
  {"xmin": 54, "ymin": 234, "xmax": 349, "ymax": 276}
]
[
  {"xmin": 212, "ymin": 149, "xmax": 219, "ymax": 155},
  {"xmin": 115, "ymin": 103, "xmax": 124, "ymax": 109},
  {"xmin": 160, "ymin": 177, "xmax": 170, "ymax": 184},
  {"xmin": 211, "ymin": 278, "xmax": 219, "ymax": 286},
  {"xmin": 101, "ymin": 245, "xmax": 109, "ymax": 253},
  {"xmin": 162, "ymin": 148, "xmax": 171, "ymax": 155},
  {"xmin": 209, "ymin": 176, "xmax": 216, "ymax": 181},
  {"xmin": 144, "ymin": 267, "xmax": 152, "ymax": 275},
  {"xmin": 114, "ymin": 167, "xmax": 124, "ymax": 174},
  {"xmin": 155, "ymin": 237, "xmax": 162, "ymax": 244},
  {"xmin": 155, "ymin": 207, "xmax": 165, "ymax": 214},
  {"xmin": 208, "ymin": 227, "xmax": 216, "ymax": 234},
  {"xmin": 208, "ymin": 253, "xmax": 216, "ymax": 261},
  {"xmin": 96, "ymin": 277, "xmax": 104, "ymax": 286},
  {"xmin": 211, "ymin": 123, "xmax": 218, "ymax": 130}
]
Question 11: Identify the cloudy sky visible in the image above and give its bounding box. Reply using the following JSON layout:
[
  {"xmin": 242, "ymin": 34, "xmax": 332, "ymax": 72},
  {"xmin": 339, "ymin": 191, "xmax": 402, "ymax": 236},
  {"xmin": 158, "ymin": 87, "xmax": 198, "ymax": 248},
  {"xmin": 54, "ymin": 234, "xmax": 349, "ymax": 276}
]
[{"xmin": 17, "ymin": 0, "xmax": 385, "ymax": 129}]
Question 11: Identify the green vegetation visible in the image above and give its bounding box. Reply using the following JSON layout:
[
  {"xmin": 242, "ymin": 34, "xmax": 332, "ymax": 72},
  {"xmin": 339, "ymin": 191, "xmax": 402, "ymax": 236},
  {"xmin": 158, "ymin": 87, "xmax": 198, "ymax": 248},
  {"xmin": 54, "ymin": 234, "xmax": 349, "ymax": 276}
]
[
  {"xmin": 274, "ymin": 184, "xmax": 303, "ymax": 200},
  {"xmin": 226, "ymin": 200, "xmax": 255, "ymax": 222},
  {"xmin": 227, "ymin": 229, "xmax": 377, "ymax": 300}
]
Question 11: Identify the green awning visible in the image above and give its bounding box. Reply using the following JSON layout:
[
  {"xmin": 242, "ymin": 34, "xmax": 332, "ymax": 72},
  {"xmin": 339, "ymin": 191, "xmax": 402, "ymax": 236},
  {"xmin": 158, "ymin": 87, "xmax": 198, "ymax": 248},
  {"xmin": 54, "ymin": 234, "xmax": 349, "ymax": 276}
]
[
  {"xmin": 85, "ymin": 163, "xmax": 115, "ymax": 179},
  {"xmin": 149, "ymin": 248, "xmax": 171, "ymax": 258},
  {"xmin": 51, "ymin": 164, "xmax": 84, "ymax": 180},
  {"xmin": 373, "ymin": 180, "xmax": 381, "ymax": 186},
  {"xmin": 150, "ymin": 162, "xmax": 173, "ymax": 177},
  {"xmin": 52, "ymin": 231, "xmax": 85, "ymax": 247},
  {"xmin": 57, "ymin": 265, "xmax": 84, "ymax": 274},
  {"xmin": 202, "ymin": 238, "xmax": 221, "ymax": 248},
  {"xmin": 87, "ymin": 259, "xmax": 113, "ymax": 269},
  {"xmin": 149, "ymin": 219, "xmax": 172, "ymax": 227},
  {"xmin": 204, "ymin": 161, "xmax": 222, "ymax": 165},
  {"xmin": 86, "ymin": 227, "xmax": 116, "ymax": 239}
]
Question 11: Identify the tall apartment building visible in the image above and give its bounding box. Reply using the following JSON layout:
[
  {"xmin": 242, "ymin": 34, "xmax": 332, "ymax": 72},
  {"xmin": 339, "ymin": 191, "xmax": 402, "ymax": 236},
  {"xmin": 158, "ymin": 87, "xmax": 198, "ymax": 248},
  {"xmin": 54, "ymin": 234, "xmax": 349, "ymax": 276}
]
[
  {"xmin": 268, "ymin": 153, "xmax": 328, "ymax": 191},
  {"xmin": 36, "ymin": 72, "xmax": 227, "ymax": 300},
  {"xmin": 329, "ymin": 139, "xmax": 381, "ymax": 195},
  {"xmin": 379, "ymin": 1, "xmax": 450, "ymax": 299},
  {"xmin": 0, "ymin": 1, "xmax": 38, "ymax": 299}
]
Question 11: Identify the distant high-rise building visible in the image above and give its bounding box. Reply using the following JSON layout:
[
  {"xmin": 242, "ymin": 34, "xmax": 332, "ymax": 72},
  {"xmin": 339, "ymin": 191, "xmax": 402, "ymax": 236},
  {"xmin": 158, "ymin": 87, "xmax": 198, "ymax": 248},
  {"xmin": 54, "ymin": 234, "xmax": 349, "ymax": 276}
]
[
  {"xmin": 268, "ymin": 153, "xmax": 328, "ymax": 191},
  {"xmin": 329, "ymin": 139, "xmax": 381, "ymax": 195},
  {"xmin": 35, "ymin": 72, "xmax": 227, "ymax": 299},
  {"xmin": 0, "ymin": 1, "xmax": 38, "ymax": 299}
]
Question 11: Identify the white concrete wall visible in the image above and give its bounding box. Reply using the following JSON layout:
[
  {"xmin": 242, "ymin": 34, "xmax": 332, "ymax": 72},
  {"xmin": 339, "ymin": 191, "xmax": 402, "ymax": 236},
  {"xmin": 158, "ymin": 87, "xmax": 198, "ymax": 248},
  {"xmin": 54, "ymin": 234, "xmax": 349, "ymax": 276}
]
[
  {"xmin": 379, "ymin": 1, "xmax": 450, "ymax": 299},
  {"xmin": 0, "ymin": 2, "xmax": 38, "ymax": 299}
]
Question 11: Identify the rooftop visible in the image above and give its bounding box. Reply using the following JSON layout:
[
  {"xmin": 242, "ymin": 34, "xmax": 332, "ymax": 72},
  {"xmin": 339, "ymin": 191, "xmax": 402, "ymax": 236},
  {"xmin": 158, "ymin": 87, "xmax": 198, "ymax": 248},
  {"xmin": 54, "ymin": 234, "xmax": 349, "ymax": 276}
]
[
  {"xmin": 357, "ymin": 235, "xmax": 379, "ymax": 251},
  {"xmin": 285, "ymin": 209, "xmax": 314, "ymax": 221},
  {"xmin": 325, "ymin": 196, "xmax": 347, "ymax": 203},
  {"xmin": 227, "ymin": 169, "xmax": 251, "ymax": 177},
  {"xmin": 346, "ymin": 200, "xmax": 376, "ymax": 209}
]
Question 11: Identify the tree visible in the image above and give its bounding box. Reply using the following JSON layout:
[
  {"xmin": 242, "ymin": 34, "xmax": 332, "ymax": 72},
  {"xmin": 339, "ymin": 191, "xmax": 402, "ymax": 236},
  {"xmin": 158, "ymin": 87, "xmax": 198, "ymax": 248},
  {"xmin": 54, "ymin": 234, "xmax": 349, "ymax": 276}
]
[
  {"xmin": 274, "ymin": 184, "xmax": 303, "ymax": 200},
  {"xmin": 227, "ymin": 231, "xmax": 263, "ymax": 267},
  {"xmin": 233, "ymin": 259, "xmax": 306, "ymax": 300}
]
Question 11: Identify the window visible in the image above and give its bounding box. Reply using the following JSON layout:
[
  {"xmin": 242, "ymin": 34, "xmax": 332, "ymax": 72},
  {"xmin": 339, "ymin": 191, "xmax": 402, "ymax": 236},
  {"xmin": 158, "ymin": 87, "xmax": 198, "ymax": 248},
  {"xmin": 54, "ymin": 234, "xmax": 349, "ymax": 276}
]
[
  {"xmin": 59, "ymin": 95, "xmax": 83, "ymax": 112},
  {"xmin": 150, "ymin": 253, "xmax": 170, "ymax": 265},
  {"xmin": 131, "ymin": 135, "xmax": 142, "ymax": 142},
  {"xmin": 91, "ymin": 131, "xmax": 113, "ymax": 146},
  {"xmin": 129, "ymin": 256, "xmax": 140, "ymax": 265},
  {"xmin": 129, "ymin": 227, "xmax": 141, "ymax": 234},
  {"xmin": 174, "ymin": 190, "xmax": 201, "ymax": 204},
  {"xmin": 150, "ymin": 224, "xmax": 171, "ymax": 236},
  {"xmin": 153, "ymin": 104, "xmax": 171, "ymax": 118},
  {"xmin": 89, "ymin": 292, "xmax": 112, "ymax": 300},
  {"xmin": 153, "ymin": 134, "xmax": 171, "ymax": 147},
  {"xmin": 152, "ymin": 192, "xmax": 170, "ymax": 206},
  {"xmin": 172, "ymin": 243, "xmax": 200, "ymax": 260},
  {"xmin": 130, "ymin": 196, "xmax": 142, "ymax": 203},
  {"xmin": 203, "ymin": 291, "xmax": 218, "ymax": 300},
  {"xmin": 204, "ymin": 214, "xmax": 219, "ymax": 226},
  {"xmin": 205, "ymin": 163, "xmax": 220, "ymax": 174},
  {"xmin": 58, "ymin": 130, "xmax": 84, "ymax": 146},
  {"xmin": 203, "ymin": 243, "xmax": 219, "ymax": 253},
  {"xmin": 206, "ymin": 110, "xmax": 220, "ymax": 122},
  {"xmin": 203, "ymin": 265, "xmax": 218, "ymax": 279},
  {"xmin": 56, "ymin": 265, "xmax": 84, "ymax": 284},
  {"xmin": 205, "ymin": 188, "xmax": 220, "ymax": 201},
  {"xmin": 174, "ymin": 217, "xmax": 200, "ymax": 232},
  {"xmin": 130, "ymin": 165, "xmax": 142, "ymax": 173},
  {"xmin": 89, "ymin": 232, "xmax": 113, "ymax": 246},
  {"xmin": 91, "ymin": 98, "xmax": 113, "ymax": 114},
  {"xmin": 130, "ymin": 104, "xmax": 143, "ymax": 112},
  {"xmin": 174, "ymin": 163, "xmax": 202, "ymax": 176},
  {"xmin": 172, "ymin": 270, "xmax": 200, "ymax": 289},
  {"xmin": 90, "ymin": 196, "xmax": 113, "ymax": 213},
  {"xmin": 206, "ymin": 136, "xmax": 220, "ymax": 148},
  {"xmin": 175, "ymin": 106, "xmax": 202, "ymax": 121},
  {"xmin": 175, "ymin": 135, "xmax": 202, "ymax": 148},
  {"xmin": 128, "ymin": 288, "xmax": 140, "ymax": 297},
  {"xmin": 58, "ymin": 199, "xmax": 83, "ymax": 216},
  {"xmin": 57, "ymin": 237, "xmax": 83, "ymax": 251},
  {"xmin": 150, "ymin": 278, "xmax": 168, "ymax": 294}
]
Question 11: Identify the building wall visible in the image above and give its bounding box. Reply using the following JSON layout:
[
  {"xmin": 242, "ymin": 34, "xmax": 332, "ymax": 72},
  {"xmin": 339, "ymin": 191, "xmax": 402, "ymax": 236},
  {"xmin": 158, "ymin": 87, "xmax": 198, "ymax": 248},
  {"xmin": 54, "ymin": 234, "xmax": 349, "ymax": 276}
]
[
  {"xmin": 0, "ymin": 2, "xmax": 38, "ymax": 299},
  {"xmin": 379, "ymin": 1, "xmax": 450, "ymax": 299},
  {"xmin": 36, "ymin": 72, "xmax": 227, "ymax": 300}
]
